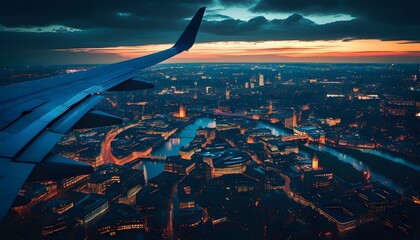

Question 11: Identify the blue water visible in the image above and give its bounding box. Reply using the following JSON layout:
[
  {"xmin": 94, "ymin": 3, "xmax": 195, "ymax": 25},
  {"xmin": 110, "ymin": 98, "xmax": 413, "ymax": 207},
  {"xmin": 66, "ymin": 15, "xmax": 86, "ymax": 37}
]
[{"xmin": 137, "ymin": 117, "xmax": 216, "ymax": 179}]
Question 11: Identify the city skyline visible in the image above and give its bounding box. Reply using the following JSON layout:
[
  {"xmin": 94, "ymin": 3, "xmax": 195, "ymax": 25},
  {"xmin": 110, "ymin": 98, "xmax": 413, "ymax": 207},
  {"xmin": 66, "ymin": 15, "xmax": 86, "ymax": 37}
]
[{"xmin": 1, "ymin": 1, "xmax": 419, "ymax": 65}]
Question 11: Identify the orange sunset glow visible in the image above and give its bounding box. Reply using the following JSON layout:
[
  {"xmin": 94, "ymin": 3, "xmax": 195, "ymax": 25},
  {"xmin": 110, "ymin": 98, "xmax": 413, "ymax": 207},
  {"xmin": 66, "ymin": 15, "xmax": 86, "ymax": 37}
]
[{"xmin": 60, "ymin": 40, "xmax": 420, "ymax": 63}]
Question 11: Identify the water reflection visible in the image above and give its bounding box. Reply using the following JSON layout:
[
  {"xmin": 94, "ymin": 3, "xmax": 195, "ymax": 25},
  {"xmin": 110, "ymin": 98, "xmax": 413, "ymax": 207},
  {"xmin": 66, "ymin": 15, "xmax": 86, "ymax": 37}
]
[
  {"xmin": 305, "ymin": 142, "xmax": 404, "ymax": 193},
  {"xmin": 139, "ymin": 117, "xmax": 216, "ymax": 180},
  {"xmin": 256, "ymin": 122, "xmax": 406, "ymax": 193},
  {"xmin": 361, "ymin": 149, "xmax": 420, "ymax": 171}
]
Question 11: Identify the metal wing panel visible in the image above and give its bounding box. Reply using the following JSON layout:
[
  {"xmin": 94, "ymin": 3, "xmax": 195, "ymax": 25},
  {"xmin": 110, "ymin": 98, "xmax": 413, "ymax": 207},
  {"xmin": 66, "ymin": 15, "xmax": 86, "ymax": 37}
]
[
  {"xmin": 0, "ymin": 158, "xmax": 35, "ymax": 221},
  {"xmin": 15, "ymin": 131, "xmax": 63, "ymax": 163},
  {"xmin": 50, "ymin": 95, "xmax": 104, "ymax": 134},
  {"xmin": 0, "ymin": 7, "xmax": 205, "ymax": 220}
]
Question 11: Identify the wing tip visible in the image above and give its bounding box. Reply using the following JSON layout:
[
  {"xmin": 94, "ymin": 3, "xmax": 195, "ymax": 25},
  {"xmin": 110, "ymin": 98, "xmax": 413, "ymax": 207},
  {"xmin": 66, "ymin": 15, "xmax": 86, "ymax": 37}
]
[{"xmin": 173, "ymin": 7, "xmax": 206, "ymax": 52}]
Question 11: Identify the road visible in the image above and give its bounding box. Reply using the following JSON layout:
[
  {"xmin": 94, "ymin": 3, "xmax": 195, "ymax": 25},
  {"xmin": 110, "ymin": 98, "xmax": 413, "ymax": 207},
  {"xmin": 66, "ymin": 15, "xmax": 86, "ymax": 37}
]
[{"xmin": 100, "ymin": 123, "xmax": 142, "ymax": 165}]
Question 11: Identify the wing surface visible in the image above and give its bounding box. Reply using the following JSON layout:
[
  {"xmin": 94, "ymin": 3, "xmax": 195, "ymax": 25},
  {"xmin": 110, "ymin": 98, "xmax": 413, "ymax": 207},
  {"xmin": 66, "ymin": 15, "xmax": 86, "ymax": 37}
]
[{"xmin": 0, "ymin": 7, "xmax": 205, "ymax": 221}]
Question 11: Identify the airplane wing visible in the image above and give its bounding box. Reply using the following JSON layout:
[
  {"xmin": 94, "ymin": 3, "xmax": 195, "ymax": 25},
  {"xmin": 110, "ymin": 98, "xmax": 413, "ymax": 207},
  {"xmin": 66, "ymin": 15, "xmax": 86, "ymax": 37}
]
[{"xmin": 0, "ymin": 7, "xmax": 205, "ymax": 220}]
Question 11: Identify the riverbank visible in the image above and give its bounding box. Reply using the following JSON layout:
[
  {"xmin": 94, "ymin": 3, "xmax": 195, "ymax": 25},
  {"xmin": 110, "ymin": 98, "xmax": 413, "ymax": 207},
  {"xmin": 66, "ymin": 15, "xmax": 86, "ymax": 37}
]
[
  {"xmin": 336, "ymin": 147, "xmax": 420, "ymax": 189},
  {"xmin": 299, "ymin": 145, "xmax": 365, "ymax": 184}
]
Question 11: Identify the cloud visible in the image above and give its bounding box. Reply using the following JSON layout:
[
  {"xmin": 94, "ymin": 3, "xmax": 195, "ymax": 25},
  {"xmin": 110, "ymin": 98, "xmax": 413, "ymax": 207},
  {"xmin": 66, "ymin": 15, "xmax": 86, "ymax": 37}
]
[
  {"xmin": 250, "ymin": 0, "xmax": 420, "ymax": 25},
  {"xmin": 0, "ymin": 0, "xmax": 419, "ymax": 65},
  {"xmin": 201, "ymin": 16, "xmax": 420, "ymax": 41},
  {"xmin": 0, "ymin": 0, "xmax": 211, "ymax": 29}
]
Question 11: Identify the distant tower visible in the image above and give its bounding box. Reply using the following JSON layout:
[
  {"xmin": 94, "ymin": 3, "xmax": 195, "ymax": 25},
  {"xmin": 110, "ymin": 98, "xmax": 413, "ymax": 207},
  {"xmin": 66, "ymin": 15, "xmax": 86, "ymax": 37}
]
[
  {"xmin": 245, "ymin": 82, "xmax": 249, "ymax": 89},
  {"xmin": 259, "ymin": 73, "xmax": 264, "ymax": 86},
  {"xmin": 179, "ymin": 104, "xmax": 186, "ymax": 118},
  {"xmin": 250, "ymin": 82, "xmax": 255, "ymax": 89},
  {"xmin": 312, "ymin": 154, "xmax": 319, "ymax": 171},
  {"xmin": 284, "ymin": 110, "xmax": 297, "ymax": 129},
  {"xmin": 143, "ymin": 165, "xmax": 148, "ymax": 185},
  {"xmin": 275, "ymin": 72, "xmax": 281, "ymax": 80},
  {"xmin": 292, "ymin": 110, "xmax": 297, "ymax": 127},
  {"xmin": 268, "ymin": 101, "xmax": 273, "ymax": 114},
  {"xmin": 364, "ymin": 167, "xmax": 371, "ymax": 182},
  {"xmin": 226, "ymin": 89, "xmax": 230, "ymax": 100}
]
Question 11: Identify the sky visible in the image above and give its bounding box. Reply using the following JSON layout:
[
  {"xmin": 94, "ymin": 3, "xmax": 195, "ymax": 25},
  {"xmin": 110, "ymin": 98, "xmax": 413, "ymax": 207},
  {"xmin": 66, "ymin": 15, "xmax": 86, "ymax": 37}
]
[{"xmin": 0, "ymin": 0, "xmax": 419, "ymax": 65}]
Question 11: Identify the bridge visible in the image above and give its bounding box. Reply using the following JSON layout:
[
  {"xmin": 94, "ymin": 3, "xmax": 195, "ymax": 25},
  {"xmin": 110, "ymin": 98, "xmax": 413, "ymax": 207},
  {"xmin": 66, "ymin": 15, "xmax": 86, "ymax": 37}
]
[
  {"xmin": 138, "ymin": 155, "xmax": 167, "ymax": 160},
  {"xmin": 212, "ymin": 111, "xmax": 254, "ymax": 120},
  {"xmin": 127, "ymin": 156, "xmax": 168, "ymax": 169},
  {"xmin": 281, "ymin": 135, "xmax": 308, "ymax": 142}
]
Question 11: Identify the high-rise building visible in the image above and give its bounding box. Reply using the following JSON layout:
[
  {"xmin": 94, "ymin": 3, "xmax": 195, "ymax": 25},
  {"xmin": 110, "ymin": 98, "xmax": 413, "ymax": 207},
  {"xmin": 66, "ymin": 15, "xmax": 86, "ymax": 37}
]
[
  {"xmin": 259, "ymin": 73, "xmax": 264, "ymax": 86},
  {"xmin": 143, "ymin": 165, "xmax": 148, "ymax": 185},
  {"xmin": 226, "ymin": 89, "xmax": 230, "ymax": 100},
  {"xmin": 250, "ymin": 82, "xmax": 255, "ymax": 89},
  {"xmin": 312, "ymin": 154, "xmax": 319, "ymax": 170},
  {"xmin": 268, "ymin": 101, "xmax": 273, "ymax": 114},
  {"xmin": 245, "ymin": 82, "xmax": 249, "ymax": 89},
  {"xmin": 284, "ymin": 110, "xmax": 297, "ymax": 129},
  {"xmin": 275, "ymin": 73, "xmax": 281, "ymax": 81},
  {"xmin": 179, "ymin": 104, "xmax": 186, "ymax": 118}
]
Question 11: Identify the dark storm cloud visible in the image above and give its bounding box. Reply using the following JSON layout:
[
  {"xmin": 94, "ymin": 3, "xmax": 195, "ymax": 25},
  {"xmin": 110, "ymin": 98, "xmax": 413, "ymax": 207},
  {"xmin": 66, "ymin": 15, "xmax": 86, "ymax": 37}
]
[
  {"xmin": 217, "ymin": 0, "xmax": 257, "ymax": 7},
  {"xmin": 251, "ymin": 0, "xmax": 420, "ymax": 25},
  {"xmin": 0, "ymin": 0, "xmax": 211, "ymax": 29},
  {"xmin": 0, "ymin": 0, "xmax": 419, "ymax": 65},
  {"xmin": 201, "ymin": 15, "xmax": 420, "ymax": 42}
]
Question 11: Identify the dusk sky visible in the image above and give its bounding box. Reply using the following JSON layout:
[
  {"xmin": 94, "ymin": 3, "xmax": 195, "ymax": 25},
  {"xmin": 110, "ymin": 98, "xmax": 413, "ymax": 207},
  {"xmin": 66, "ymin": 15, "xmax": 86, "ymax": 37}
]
[{"xmin": 1, "ymin": 0, "xmax": 419, "ymax": 65}]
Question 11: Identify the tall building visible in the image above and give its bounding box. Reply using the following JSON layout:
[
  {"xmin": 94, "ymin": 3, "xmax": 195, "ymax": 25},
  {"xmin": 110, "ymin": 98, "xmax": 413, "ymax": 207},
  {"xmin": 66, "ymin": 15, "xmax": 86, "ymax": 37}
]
[
  {"xmin": 226, "ymin": 89, "xmax": 230, "ymax": 100},
  {"xmin": 143, "ymin": 165, "xmax": 148, "ymax": 185},
  {"xmin": 275, "ymin": 72, "xmax": 281, "ymax": 80},
  {"xmin": 312, "ymin": 154, "xmax": 319, "ymax": 170},
  {"xmin": 268, "ymin": 101, "xmax": 273, "ymax": 114},
  {"xmin": 259, "ymin": 73, "xmax": 264, "ymax": 86},
  {"xmin": 179, "ymin": 104, "xmax": 186, "ymax": 118},
  {"xmin": 284, "ymin": 110, "xmax": 297, "ymax": 129},
  {"xmin": 245, "ymin": 82, "xmax": 249, "ymax": 89}
]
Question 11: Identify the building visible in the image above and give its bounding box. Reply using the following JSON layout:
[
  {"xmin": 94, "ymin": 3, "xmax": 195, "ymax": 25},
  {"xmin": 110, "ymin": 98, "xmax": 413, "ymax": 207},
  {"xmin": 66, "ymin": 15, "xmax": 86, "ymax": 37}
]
[
  {"xmin": 40, "ymin": 213, "xmax": 67, "ymax": 237},
  {"xmin": 317, "ymin": 200, "xmax": 371, "ymax": 232},
  {"xmin": 95, "ymin": 204, "xmax": 146, "ymax": 238},
  {"xmin": 275, "ymin": 72, "xmax": 281, "ymax": 80},
  {"xmin": 164, "ymin": 156, "xmax": 196, "ymax": 175},
  {"xmin": 312, "ymin": 154, "xmax": 319, "ymax": 170},
  {"xmin": 304, "ymin": 170, "xmax": 333, "ymax": 188},
  {"xmin": 268, "ymin": 101, "xmax": 273, "ymax": 114},
  {"xmin": 259, "ymin": 73, "xmax": 264, "ymax": 86},
  {"xmin": 245, "ymin": 128, "xmax": 272, "ymax": 143},
  {"xmin": 179, "ymin": 104, "xmax": 186, "ymax": 118},
  {"xmin": 265, "ymin": 141, "xmax": 298, "ymax": 157},
  {"xmin": 72, "ymin": 194, "xmax": 109, "ymax": 225},
  {"xmin": 357, "ymin": 184, "xmax": 401, "ymax": 213},
  {"xmin": 284, "ymin": 110, "xmax": 297, "ymax": 129},
  {"xmin": 179, "ymin": 146, "xmax": 195, "ymax": 160},
  {"xmin": 226, "ymin": 89, "xmax": 230, "ymax": 100},
  {"xmin": 201, "ymin": 149, "xmax": 251, "ymax": 177}
]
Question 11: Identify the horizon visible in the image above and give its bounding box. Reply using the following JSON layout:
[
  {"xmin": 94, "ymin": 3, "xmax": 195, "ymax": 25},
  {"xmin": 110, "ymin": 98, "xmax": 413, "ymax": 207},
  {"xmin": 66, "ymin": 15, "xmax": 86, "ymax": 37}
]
[
  {"xmin": 1, "ymin": 1, "xmax": 419, "ymax": 65},
  {"xmin": 2, "ymin": 61, "xmax": 419, "ymax": 70}
]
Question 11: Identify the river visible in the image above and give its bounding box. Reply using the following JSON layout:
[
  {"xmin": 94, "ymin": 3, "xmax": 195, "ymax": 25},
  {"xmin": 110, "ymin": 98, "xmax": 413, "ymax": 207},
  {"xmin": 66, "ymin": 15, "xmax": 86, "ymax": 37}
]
[
  {"xmin": 137, "ymin": 117, "xmax": 412, "ymax": 193},
  {"xmin": 255, "ymin": 122, "xmax": 409, "ymax": 193},
  {"xmin": 135, "ymin": 117, "xmax": 216, "ymax": 179}
]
